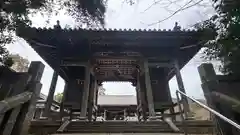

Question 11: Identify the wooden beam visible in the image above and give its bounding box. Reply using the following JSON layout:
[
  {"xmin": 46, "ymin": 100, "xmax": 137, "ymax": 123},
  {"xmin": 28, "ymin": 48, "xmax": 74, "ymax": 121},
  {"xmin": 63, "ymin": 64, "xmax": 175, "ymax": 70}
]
[
  {"xmin": 148, "ymin": 62, "xmax": 173, "ymax": 67},
  {"xmin": 28, "ymin": 39, "xmax": 56, "ymax": 48},
  {"xmin": 60, "ymin": 61, "xmax": 88, "ymax": 67},
  {"xmin": 43, "ymin": 70, "xmax": 59, "ymax": 118},
  {"xmin": 93, "ymin": 56, "xmax": 141, "ymax": 60},
  {"xmin": 85, "ymin": 31, "xmax": 197, "ymax": 39},
  {"xmin": 180, "ymin": 44, "xmax": 198, "ymax": 49},
  {"xmin": 91, "ymin": 41, "xmax": 181, "ymax": 46},
  {"xmin": 96, "ymin": 64, "xmax": 136, "ymax": 67},
  {"xmin": 0, "ymin": 91, "xmax": 32, "ymax": 114}
]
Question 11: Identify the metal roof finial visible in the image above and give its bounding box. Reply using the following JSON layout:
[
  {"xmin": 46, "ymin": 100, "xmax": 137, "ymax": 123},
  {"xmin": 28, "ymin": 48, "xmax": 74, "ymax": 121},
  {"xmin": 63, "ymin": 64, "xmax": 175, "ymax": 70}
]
[
  {"xmin": 173, "ymin": 22, "xmax": 181, "ymax": 31},
  {"xmin": 57, "ymin": 20, "xmax": 60, "ymax": 25},
  {"xmin": 54, "ymin": 20, "xmax": 61, "ymax": 29}
]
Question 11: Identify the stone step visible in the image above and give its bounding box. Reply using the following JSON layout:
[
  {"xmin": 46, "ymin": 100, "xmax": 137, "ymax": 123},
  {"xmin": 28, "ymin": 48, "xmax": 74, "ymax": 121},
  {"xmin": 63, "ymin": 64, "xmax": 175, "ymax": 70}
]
[
  {"xmin": 52, "ymin": 133, "xmax": 199, "ymax": 135},
  {"xmin": 65, "ymin": 122, "xmax": 213, "ymax": 134},
  {"xmin": 30, "ymin": 120, "xmax": 215, "ymax": 134}
]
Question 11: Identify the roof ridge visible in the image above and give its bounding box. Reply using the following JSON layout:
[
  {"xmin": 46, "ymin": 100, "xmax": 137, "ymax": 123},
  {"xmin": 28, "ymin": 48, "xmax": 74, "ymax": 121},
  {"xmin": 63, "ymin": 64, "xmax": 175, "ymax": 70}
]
[{"xmin": 32, "ymin": 27, "xmax": 197, "ymax": 32}]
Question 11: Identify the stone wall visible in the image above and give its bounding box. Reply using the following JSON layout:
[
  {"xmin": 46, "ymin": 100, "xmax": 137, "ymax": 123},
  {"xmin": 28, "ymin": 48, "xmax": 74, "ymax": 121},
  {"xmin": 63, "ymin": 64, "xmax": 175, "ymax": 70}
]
[{"xmin": 198, "ymin": 63, "xmax": 240, "ymax": 135}]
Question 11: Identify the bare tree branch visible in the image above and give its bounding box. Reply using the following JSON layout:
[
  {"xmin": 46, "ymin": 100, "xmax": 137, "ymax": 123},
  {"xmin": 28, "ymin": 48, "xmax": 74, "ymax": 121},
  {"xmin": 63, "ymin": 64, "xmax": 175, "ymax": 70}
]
[
  {"xmin": 141, "ymin": 0, "xmax": 164, "ymax": 13},
  {"xmin": 141, "ymin": 0, "xmax": 182, "ymax": 13},
  {"xmin": 146, "ymin": 0, "xmax": 204, "ymax": 26},
  {"xmin": 164, "ymin": 6, "xmax": 175, "ymax": 14},
  {"xmin": 165, "ymin": 0, "xmax": 183, "ymax": 8}
]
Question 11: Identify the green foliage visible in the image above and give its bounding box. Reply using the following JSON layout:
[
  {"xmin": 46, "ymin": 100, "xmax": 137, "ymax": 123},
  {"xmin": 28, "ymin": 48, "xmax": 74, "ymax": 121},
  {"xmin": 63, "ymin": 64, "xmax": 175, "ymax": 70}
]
[
  {"xmin": 9, "ymin": 54, "xmax": 29, "ymax": 72},
  {"xmin": 0, "ymin": 0, "xmax": 106, "ymax": 66},
  {"xmin": 60, "ymin": 0, "xmax": 106, "ymax": 27},
  {"xmin": 0, "ymin": 45, "xmax": 13, "ymax": 66},
  {"xmin": 196, "ymin": 0, "xmax": 240, "ymax": 76},
  {"xmin": 54, "ymin": 92, "xmax": 63, "ymax": 103}
]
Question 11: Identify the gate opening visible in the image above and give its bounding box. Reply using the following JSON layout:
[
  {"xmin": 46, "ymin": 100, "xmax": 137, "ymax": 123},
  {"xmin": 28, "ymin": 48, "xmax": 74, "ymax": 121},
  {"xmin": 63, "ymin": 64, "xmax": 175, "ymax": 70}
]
[{"xmin": 97, "ymin": 82, "xmax": 137, "ymax": 121}]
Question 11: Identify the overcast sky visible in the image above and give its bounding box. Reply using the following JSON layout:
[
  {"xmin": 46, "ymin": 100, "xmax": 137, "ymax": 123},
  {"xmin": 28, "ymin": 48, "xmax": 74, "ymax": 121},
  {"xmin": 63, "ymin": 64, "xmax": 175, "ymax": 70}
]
[{"xmin": 7, "ymin": 0, "xmax": 217, "ymax": 99}]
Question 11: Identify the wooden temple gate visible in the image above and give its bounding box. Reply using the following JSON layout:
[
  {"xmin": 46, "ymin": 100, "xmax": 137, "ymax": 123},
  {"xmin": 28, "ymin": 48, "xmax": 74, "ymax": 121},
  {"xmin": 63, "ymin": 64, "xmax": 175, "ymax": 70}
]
[{"xmin": 0, "ymin": 23, "xmax": 218, "ymax": 134}]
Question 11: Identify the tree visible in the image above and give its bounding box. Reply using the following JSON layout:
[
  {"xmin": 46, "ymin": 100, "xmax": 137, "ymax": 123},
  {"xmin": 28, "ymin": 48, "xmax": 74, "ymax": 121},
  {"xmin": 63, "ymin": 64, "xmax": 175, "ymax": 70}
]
[
  {"xmin": 196, "ymin": 0, "xmax": 240, "ymax": 76},
  {"xmin": 1, "ymin": 0, "xmax": 106, "ymax": 66},
  {"xmin": 54, "ymin": 92, "xmax": 63, "ymax": 103},
  {"xmin": 9, "ymin": 54, "xmax": 29, "ymax": 72}
]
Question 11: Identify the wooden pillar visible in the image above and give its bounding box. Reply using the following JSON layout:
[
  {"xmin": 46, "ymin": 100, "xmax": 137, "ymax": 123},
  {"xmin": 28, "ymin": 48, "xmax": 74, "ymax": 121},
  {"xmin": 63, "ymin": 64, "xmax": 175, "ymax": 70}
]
[
  {"xmin": 94, "ymin": 84, "xmax": 99, "ymax": 121},
  {"xmin": 60, "ymin": 82, "xmax": 68, "ymax": 120},
  {"xmin": 92, "ymin": 79, "xmax": 98, "ymax": 121},
  {"xmin": 93, "ymin": 80, "xmax": 98, "ymax": 107},
  {"xmin": 104, "ymin": 109, "xmax": 107, "ymax": 121},
  {"xmin": 143, "ymin": 59, "xmax": 156, "ymax": 117},
  {"xmin": 134, "ymin": 76, "xmax": 141, "ymax": 107},
  {"xmin": 135, "ymin": 85, "xmax": 141, "ymax": 120},
  {"xmin": 168, "ymin": 79, "xmax": 176, "ymax": 121},
  {"xmin": 174, "ymin": 60, "xmax": 190, "ymax": 115},
  {"xmin": 43, "ymin": 70, "xmax": 59, "ymax": 118},
  {"xmin": 139, "ymin": 75, "xmax": 147, "ymax": 121},
  {"xmin": 136, "ymin": 71, "xmax": 142, "ymax": 121},
  {"xmin": 87, "ymin": 77, "xmax": 96, "ymax": 121},
  {"xmin": 80, "ymin": 65, "xmax": 90, "ymax": 118},
  {"xmin": 124, "ymin": 109, "xmax": 128, "ymax": 121},
  {"xmin": 166, "ymin": 75, "xmax": 176, "ymax": 121},
  {"xmin": 136, "ymin": 87, "xmax": 140, "ymax": 107}
]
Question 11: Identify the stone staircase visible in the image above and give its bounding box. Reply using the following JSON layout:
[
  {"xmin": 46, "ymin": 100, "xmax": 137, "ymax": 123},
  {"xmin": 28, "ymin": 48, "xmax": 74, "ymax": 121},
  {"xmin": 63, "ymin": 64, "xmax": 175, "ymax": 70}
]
[{"xmin": 29, "ymin": 120, "xmax": 215, "ymax": 134}]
